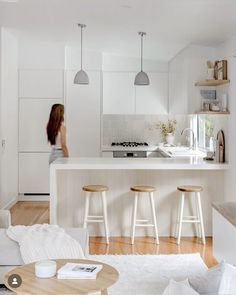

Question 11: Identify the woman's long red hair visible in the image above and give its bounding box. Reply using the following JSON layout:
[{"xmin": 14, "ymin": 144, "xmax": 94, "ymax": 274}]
[{"xmin": 47, "ymin": 104, "xmax": 64, "ymax": 145}]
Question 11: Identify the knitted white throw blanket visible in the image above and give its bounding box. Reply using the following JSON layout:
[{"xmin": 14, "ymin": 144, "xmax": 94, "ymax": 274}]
[{"xmin": 7, "ymin": 224, "xmax": 85, "ymax": 263}]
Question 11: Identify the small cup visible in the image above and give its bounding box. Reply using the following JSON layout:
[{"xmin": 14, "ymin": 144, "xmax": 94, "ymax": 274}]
[{"xmin": 35, "ymin": 260, "xmax": 57, "ymax": 278}]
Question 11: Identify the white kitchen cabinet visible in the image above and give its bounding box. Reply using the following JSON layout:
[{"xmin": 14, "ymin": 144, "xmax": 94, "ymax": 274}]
[
  {"xmin": 19, "ymin": 98, "xmax": 63, "ymax": 152},
  {"xmin": 66, "ymin": 70, "xmax": 101, "ymax": 157},
  {"xmin": 103, "ymin": 72, "xmax": 135, "ymax": 114},
  {"xmin": 19, "ymin": 69, "xmax": 64, "ymax": 98},
  {"xmin": 103, "ymin": 72, "xmax": 168, "ymax": 115},
  {"xmin": 135, "ymin": 73, "xmax": 168, "ymax": 114},
  {"xmin": 19, "ymin": 153, "xmax": 50, "ymax": 193}
]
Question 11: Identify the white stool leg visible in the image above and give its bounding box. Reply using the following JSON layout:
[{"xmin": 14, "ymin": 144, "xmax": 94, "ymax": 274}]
[
  {"xmin": 102, "ymin": 191, "xmax": 109, "ymax": 245},
  {"xmin": 131, "ymin": 193, "xmax": 138, "ymax": 245},
  {"xmin": 175, "ymin": 196, "xmax": 182, "ymax": 238},
  {"xmin": 83, "ymin": 192, "xmax": 90, "ymax": 228},
  {"xmin": 195, "ymin": 193, "xmax": 201, "ymax": 238},
  {"xmin": 197, "ymin": 192, "xmax": 206, "ymax": 245},
  {"xmin": 177, "ymin": 192, "xmax": 185, "ymax": 245},
  {"xmin": 149, "ymin": 192, "xmax": 159, "ymax": 245}
]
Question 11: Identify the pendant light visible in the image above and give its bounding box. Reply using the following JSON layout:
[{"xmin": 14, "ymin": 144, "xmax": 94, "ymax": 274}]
[
  {"xmin": 74, "ymin": 24, "xmax": 89, "ymax": 85},
  {"xmin": 134, "ymin": 32, "xmax": 150, "ymax": 86}
]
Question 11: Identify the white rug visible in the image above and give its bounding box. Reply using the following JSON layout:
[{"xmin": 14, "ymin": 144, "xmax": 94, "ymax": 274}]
[
  {"xmin": 0, "ymin": 253, "xmax": 207, "ymax": 295},
  {"xmin": 89, "ymin": 253, "xmax": 207, "ymax": 295}
]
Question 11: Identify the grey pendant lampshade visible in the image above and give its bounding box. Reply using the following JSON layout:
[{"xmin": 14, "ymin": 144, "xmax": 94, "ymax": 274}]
[
  {"xmin": 134, "ymin": 32, "xmax": 150, "ymax": 86},
  {"xmin": 74, "ymin": 69, "xmax": 89, "ymax": 84},
  {"xmin": 74, "ymin": 24, "xmax": 89, "ymax": 85}
]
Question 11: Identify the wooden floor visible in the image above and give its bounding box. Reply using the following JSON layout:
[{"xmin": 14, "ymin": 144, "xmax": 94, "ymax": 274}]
[{"xmin": 10, "ymin": 201, "xmax": 217, "ymax": 267}]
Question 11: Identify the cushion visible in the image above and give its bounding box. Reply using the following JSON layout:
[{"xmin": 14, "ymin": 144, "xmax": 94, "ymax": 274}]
[
  {"xmin": 190, "ymin": 260, "xmax": 236, "ymax": 295},
  {"xmin": 162, "ymin": 279, "xmax": 199, "ymax": 295},
  {"xmin": 218, "ymin": 263, "xmax": 236, "ymax": 294},
  {"xmin": 190, "ymin": 261, "xmax": 224, "ymax": 294},
  {"xmin": 0, "ymin": 228, "xmax": 89, "ymax": 266}
]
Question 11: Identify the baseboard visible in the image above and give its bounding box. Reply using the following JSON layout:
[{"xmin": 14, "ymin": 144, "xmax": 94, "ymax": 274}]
[
  {"xmin": 18, "ymin": 194, "xmax": 50, "ymax": 201},
  {"xmin": 1, "ymin": 196, "xmax": 18, "ymax": 210}
]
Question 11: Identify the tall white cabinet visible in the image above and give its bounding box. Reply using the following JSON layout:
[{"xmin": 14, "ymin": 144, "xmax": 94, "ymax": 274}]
[
  {"xmin": 66, "ymin": 71, "xmax": 101, "ymax": 157},
  {"xmin": 18, "ymin": 70, "xmax": 64, "ymax": 194}
]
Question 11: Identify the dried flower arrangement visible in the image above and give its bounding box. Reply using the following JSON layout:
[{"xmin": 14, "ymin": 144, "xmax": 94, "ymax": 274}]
[{"xmin": 157, "ymin": 119, "xmax": 177, "ymax": 138}]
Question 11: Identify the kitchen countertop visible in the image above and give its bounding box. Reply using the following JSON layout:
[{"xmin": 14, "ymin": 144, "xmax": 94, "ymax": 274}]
[
  {"xmin": 51, "ymin": 157, "xmax": 229, "ymax": 170},
  {"xmin": 212, "ymin": 202, "xmax": 236, "ymax": 227}
]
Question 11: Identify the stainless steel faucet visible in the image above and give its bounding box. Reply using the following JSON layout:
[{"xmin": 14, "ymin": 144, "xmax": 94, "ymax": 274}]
[{"xmin": 181, "ymin": 128, "xmax": 197, "ymax": 150}]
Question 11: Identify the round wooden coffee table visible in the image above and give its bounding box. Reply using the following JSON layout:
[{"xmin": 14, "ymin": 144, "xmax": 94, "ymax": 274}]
[{"xmin": 5, "ymin": 259, "xmax": 119, "ymax": 294}]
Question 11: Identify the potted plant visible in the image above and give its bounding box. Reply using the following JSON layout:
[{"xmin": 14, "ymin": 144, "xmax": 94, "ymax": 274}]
[{"xmin": 158, "ymin": 119, "xmax": 177, "ymax": 145}]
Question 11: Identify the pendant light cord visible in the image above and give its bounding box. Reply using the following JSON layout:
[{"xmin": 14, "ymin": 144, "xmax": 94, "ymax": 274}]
[
  {"xmin": 81, "ymin": 25, "xmax": 83, "ymax": 70},
  {"xmin": 141, "ymin": 33, "xmax": 143, "ymax": 71}
]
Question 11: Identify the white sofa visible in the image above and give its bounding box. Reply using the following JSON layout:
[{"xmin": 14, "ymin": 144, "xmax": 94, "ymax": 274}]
[{"xmin": 0, "ymin": 210, "xmax": 89, "ymax": 284}]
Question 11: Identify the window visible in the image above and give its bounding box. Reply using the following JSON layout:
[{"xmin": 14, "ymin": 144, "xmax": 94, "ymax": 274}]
[
  {"xmin": 197, "ymin": 114, "xmax": 229, "ymax": 152},
  {"xmin": 198, "ymin": 115, "xmax": 215, "ymax": 151}
]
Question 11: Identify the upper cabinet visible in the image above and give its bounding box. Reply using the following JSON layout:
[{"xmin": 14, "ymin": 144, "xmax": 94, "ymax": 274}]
[
  {"xmin": 103, "ymin": 72, "xmax": 168, "ymax": 115},
  {"xmin": 19, "ymin": 70, "xmax": 64, "ymax": 98},
  {"xmin": 103, "ymin": 72, "xmax": 135, "ymax": 114},
  {"xmin": 135, "ymin": 73, "xmax": 168, "ymax": 114}
]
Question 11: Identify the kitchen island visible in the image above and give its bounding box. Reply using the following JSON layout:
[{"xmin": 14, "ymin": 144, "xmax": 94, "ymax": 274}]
[{"xmin": 50, "ymin": 157, "xmax": 229, "ymax": 237}]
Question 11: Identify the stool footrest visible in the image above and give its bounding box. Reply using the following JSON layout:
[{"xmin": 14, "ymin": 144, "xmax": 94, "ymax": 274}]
[
  {"xmin": 184, "ymin": 216, "xmax": 198, "ymax": 219},
  {"xmin": 181, "ymin": 219, "xmax": 200, "ymax": 223},
  {"xmin": 136, "ymin": 219, "xmax": 149, "ymax": 223},
  {"xmin": 135, "ymin": 223, "xmax": 154, "ymax": 227},
  {"xmin": 87, "ymin": 219, "xmax": 104, "ymax": 223},
  {"xmin": 88, "ymin": 215, "xmax": 103, "ymax": 218}
]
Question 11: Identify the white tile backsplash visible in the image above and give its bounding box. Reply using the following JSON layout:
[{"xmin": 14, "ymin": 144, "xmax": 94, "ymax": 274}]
[{"xmin": 103, "ymin": 115, "xmax": 194, "ymax": 146}]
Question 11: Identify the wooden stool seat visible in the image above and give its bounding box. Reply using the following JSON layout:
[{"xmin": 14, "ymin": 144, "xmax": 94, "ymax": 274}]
[
  {"xmin": 131, "ymin": 185, "xmax": 156, "ymax": 193},
  {"xmin": 177, "ymin": 185, "xmax": 203, "ymax": 193},
  {"xmin": 83, "ymin": 185, "xmax": 108, "ymax": 192}
]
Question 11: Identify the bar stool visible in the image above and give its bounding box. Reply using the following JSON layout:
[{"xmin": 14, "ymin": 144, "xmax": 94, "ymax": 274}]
[
  {"xmin": 82, "ymin": 185, "xmax": 109, "ymax": 244},
  {"xmin": 176, "ymin": 185, "xmax": 205, "ymax": 245},
  {"xmin": 130, "ymin": 186, "xmax": 159, "ymax": 245}
]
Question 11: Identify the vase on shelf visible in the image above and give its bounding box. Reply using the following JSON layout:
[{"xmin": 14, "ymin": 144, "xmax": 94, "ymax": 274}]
[{"xmin": 165, "ymin": 133, "xmax": 174, "ymax": 145}]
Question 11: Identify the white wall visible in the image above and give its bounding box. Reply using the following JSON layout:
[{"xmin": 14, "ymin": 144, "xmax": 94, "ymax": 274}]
[
  {"xmin": 0, "ymin": 28, "xmax": 18, "ymax": 208},
  {"xmin": 216, "ymin": 38, "xmax": 236, "ymax": 202},
  {"xmin": 169, "ymin": 45, "xmax": 216, "ymax": 114}
]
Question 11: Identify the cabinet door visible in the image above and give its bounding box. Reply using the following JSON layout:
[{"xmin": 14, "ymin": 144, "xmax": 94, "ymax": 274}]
[
  {"xmin": 19, "ymin": 70, "xmax": 64, "ymax": 98},
  {"xmin": 103, "ymin": 72, "xmax": 135, "ymax": 114},
  {"xmin": 66, "ymin": 71, "xmax": 101, "ymax": 157},
  {"xmin": 135, "ymin": 73, "xmax": 168, "ymax": 114},
  {"xmin": 19, "ymin": 153, "xmax": 50, "ymax": 193},
  {"xmin": 19, "ymin": 99, "xmax": 63, "ymax": 152}
]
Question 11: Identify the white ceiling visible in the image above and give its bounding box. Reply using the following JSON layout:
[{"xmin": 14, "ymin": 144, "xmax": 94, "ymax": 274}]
[{"xmin": 1, "ymin": 0, "xmax": 236, "ymax": 61}]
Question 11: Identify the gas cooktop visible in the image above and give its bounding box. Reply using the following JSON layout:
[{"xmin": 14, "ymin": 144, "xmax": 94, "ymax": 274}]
[{"xmin": 111, "ymin": 142, "xmax": 149, "ymax": 148}]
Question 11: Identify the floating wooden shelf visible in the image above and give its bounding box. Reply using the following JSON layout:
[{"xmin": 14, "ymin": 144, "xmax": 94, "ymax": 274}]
[
  {"xmin": 195, "ymin": 80, "xmax": 230, "ymax": 87},
  {"xmin": 197, "ymin": 111, "xmax": 230, "ymax": 115}
]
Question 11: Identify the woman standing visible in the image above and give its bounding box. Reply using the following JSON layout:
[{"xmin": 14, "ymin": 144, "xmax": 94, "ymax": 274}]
[{"xmin": 47, "ymin": 104, "xmax": 69, "ymax": 164}]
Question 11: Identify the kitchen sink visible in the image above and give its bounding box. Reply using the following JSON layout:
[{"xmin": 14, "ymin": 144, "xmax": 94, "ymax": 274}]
[{"xmin": 163, "ymin": 147, "xmax": 206, "ymax": 157}]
